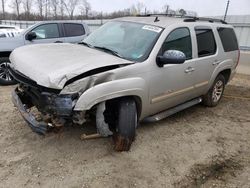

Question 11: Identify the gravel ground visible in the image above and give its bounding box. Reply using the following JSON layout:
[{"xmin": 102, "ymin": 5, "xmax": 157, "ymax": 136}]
[{"xmin": 0, "ymin": 74, "xmax": 250, "ymax": 188}]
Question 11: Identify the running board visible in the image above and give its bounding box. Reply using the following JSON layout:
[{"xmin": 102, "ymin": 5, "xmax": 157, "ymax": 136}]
[{"xmin": 143, "ymin": 97, "xmax": 202, "ymax": 123}]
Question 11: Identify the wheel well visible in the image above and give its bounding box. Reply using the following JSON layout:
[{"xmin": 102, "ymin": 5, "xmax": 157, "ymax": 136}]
[
  {"xmin": 219, "ymin": 69, "xmax": 231, "ymax": 84},
  {"xmin": 0, "ymin": 52, "xmax": 11, "ymax": 58}
]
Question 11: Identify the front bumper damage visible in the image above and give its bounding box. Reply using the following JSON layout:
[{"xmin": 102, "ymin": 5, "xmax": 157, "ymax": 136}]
[
  {"xmin": 12, "ymin": 87, "xmax": 76, "ymax": 135},
  {"xmin": 12, "ymin": 89, "xmax": 49, "ymax": 135}
]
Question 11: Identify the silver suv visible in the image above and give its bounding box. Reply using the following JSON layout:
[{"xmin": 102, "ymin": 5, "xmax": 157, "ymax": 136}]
[{"xmin": 10, "ymin": 15, "xmax": 240, "ymax": 151}]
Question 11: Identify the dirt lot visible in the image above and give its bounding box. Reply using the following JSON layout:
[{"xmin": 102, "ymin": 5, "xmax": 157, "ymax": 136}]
[{"xmin": 0, "ymin": 74, "xmax": 250, "ymax": 188}]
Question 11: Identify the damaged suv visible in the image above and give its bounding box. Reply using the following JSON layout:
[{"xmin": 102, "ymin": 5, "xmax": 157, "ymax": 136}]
[{"xmin": 10, "ymin": 15, "xmax": 239, "ymax": 151}]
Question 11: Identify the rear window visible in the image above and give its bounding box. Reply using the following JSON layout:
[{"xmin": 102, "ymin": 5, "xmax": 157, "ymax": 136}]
[
  {"xmin": 195, "ymin": 28, "xmax": 217, "ymax": 57},
  {"xmin": 217, "ymin": 28, "xmax": 238, "ymax": 52},
  {"xmin": 64, "ymin": 23, "xmax": 85, "ymax": 37}
]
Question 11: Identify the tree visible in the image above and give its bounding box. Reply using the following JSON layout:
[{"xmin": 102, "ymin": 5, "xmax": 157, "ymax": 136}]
[
  {"xmin": 179, "ymin": 9, "xmax": 187, "ymax": 16},
  {"xmin": 51, "ymin": 0, "xmax": 58, "ymax": 18},
  {"xmin": 1, "ymin": 0, "xmax": 7, "ymax": 19},
  {"xmin": 135, "ymin": 2, "xmax": 145, "ymax": 14},
  {"xmin": 12, "ymin": 0, "xmax": 22, "ymax": 20},
  {"xmin": 59, "ymin": 0, "xmax": 64, "ymax": 19},
  {"xmin": 22, "ymin": 0, "xmax": 32, "ymax": 20},
  {"xmin": 162, "ymin": 4, "xmax": 170, "ymax": 14},
  {"xmin": 79, "ymin": 0, "xmax": 91, "ymax": 18},
  {"xmin": 63, "ymin": 0, "xmax": 79, "ymax": 20},
  {"xmin": 36, "ymin": 0, "xmax": 44, "ymax": 19}
]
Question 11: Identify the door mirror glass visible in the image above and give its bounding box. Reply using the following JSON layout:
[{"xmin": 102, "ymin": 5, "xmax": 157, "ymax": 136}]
[
  {"xmin": 26, "ymin": 32, "xmax": 37, "ymax": 41},
  {"xmin": 156, "ymin": 50, "xmax": 186, "ymax": 67}
]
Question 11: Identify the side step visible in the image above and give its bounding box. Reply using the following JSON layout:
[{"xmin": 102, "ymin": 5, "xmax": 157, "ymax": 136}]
[{"xmin": 143, "ymin": 97, "xmax": 202, "ymax": 123}]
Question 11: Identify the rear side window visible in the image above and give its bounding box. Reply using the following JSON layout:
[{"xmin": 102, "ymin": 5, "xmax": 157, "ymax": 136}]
[
  {"xmin": 195, "ymin": 28, "xmax": 217, "ymax": 57},
  {"xmin": 161, "ymin": 27, "xmax": 192, "ymax": 59},
  {"xmin": 217, "ymin": 28, "xmax": 238, "ymax": 52},
  {"xmin": 64, "ymin": 23, "xmax": 85, "ymax": 37}
]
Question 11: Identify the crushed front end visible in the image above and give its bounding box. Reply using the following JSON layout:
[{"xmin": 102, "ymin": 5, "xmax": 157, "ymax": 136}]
[{"xmin": 10, "ymin": 68, "xmax": 78, "ymax": 135}]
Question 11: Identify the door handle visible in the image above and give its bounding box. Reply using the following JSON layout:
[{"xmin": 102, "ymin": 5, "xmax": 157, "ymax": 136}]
[
  {"xmin": 185, "ymin": 67, "xmax": 195, "ymax": 73},
  {"xmin": 213, "ymin": 60, "xmax": 221, "ymax": 66}
]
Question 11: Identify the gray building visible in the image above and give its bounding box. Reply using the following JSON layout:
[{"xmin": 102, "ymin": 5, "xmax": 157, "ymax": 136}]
[{"xmin": 215, "ymin": 15, "xmax": 250, "ymax": 50}]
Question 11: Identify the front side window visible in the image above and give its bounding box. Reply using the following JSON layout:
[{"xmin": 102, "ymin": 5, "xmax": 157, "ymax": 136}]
[
  {"xmin": 84, "ymin": 21, "xmax": 162, "ymax": 62},
  {"xmin": 160, "ymin": 27, "xmax": 192, "ymax": 59},
  {"xmin": 195, "ymin": 28, "xmax": 217, "ymax": 57},
  {"xmin": 217, "ymin": 28, "xmax": 238, "ymax": 52},
  {"xmin": 64, "ymin": 23, "xmax": 85, "ymax": 37},
  {"xmin": 31, "ymin": 24, "xmax": 60, "ymax": 39}
]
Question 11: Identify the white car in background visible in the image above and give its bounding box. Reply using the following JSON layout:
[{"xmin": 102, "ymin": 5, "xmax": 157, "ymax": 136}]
[{"xmin": 0, "ymin": 25, "xmax": 22, "ymax": 38}]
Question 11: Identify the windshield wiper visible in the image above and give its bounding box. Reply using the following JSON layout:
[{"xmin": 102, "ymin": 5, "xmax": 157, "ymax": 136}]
[{"xmin": 93, "ymin": 46, "xmax": 123, "ymax": 58}]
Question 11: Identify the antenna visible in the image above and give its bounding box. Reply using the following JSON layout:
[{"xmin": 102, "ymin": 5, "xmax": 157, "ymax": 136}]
[{"xmin": 224, "ymin": 0, "xmax": 230, "ymax": 21}]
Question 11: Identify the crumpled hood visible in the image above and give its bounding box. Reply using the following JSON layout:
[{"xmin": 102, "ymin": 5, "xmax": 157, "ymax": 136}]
[{"xmin": 10, "ymin": 43, "xmax": 133, "ymax": 89}]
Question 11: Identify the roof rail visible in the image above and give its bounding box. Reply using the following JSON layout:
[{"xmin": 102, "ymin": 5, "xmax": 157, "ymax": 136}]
[
  {"xmin": 136, "ymin": 14, "xmax": 227, "ymax": 24},
  {"xmin": 183, "ymin": 17, "xmax": 227, "ymax": 24}
]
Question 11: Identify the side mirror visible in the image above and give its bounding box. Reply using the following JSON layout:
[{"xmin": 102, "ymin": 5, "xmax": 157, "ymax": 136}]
[
  {"xmin": 156, "ymin": 50, "xmax": 186, "ymax": 67},
  {"xmin": 26, "ymin": 32, "xmax": 37, "ymax": 41}
]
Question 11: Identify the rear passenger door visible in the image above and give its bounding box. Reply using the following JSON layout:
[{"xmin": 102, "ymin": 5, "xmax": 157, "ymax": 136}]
[
  {"xmin": 192, "ymin": 26, "xmax": 218, "ymax": 96},
  {"xmin": 63, "ymin": 23, "xmax": 87, "ymax": 43}
]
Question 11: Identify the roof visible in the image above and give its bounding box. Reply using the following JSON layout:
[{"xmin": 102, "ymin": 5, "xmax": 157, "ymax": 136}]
[
  {"xmin": 114, "ymin": 16, "xmax": 184, "ymax": 28},
  {"xmin": 114, "ymin": 16, "xmax": 228, "ymax": 28}
]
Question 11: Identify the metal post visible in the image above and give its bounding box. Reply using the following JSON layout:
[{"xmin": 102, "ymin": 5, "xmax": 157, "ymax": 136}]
[{"xmin": 224, "ymin": 0, "xmax": 230, "ymax": 21}]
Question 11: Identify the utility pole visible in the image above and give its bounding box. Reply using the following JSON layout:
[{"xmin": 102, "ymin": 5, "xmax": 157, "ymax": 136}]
[{"xmin": 224, "ymin": 0, "xmax": 230, "ymax": 21}]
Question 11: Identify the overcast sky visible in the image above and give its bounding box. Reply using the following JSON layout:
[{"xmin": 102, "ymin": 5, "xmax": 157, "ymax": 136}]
[{"xmin": 90, "ymin": 0, "xmax": 250, "ymax": 16}]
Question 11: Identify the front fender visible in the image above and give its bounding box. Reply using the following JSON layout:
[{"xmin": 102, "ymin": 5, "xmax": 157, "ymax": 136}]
[{"xmin": 74, "ymin": 77, "xmax": 147, "ymax": 111}]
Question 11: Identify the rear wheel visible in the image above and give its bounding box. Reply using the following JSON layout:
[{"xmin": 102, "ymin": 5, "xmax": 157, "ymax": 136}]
[
  {"xmin": 203, "ymin": 74, "xmax": 225, "ymax": 107},
  {"xmin": 0, "ymin": 57, "xmax": 16, "ymax": 85},
  {"xmin": 113, "ymin": 98, "xmax": 138, "ymax": 152}
]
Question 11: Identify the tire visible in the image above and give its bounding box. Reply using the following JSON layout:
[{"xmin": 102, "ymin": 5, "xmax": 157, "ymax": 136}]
[
  {"xmin": 113, "ymin": 98, "xmax": 137, "ymax": 152},
  {"xmin": 203, "ymin": 74, "xmax": 226, "ymax": 107},
  {"xmin": 0, "ymin": 57, "xmax": 17, "ymax": 86}
]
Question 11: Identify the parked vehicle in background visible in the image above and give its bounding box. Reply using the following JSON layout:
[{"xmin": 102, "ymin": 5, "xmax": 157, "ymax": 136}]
[
  {"xmin": 10, "ymin": 15, "xmax": 239, "ymax": 151},
  {"xmin": 0, "ymin": 25, "xmax": 22, "ymax": 38},
  {"xmin": 0, "ymin": 21, "xmax": 90, "ymax": 85}
]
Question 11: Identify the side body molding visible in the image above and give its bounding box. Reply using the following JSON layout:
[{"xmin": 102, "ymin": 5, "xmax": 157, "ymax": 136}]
[{"xmin": 74, "ymin": 77, "xmax": 147, "ymax": 111}]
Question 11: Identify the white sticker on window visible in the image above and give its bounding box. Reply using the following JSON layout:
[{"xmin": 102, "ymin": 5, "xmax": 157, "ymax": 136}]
[{"xmin": 142, "ymin": 25, "xmax": 162, "ymax": 33}]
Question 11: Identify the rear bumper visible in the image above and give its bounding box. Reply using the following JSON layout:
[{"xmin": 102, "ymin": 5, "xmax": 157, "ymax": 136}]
[{"xmin": 12, "ymin": 89, "xmax": 49, "ymax": 135}]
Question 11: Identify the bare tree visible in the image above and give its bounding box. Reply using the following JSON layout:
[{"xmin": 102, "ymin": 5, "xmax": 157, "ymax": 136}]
[
  {"xmin": 135, "ymin": 2, "xmax": 145, "ymax": 14},
  {"xmin": 51, "ymin": 0, "xmax": 58, "ymax": 18},
  {"xmin": 63, "ymin": 0, "xmax": 79, "ymax": 20},
  {"xmin": 59, "ymin": 0, "xmax": 64, "ymax": 19},
  {"xmin": 1, "ymin": 0, "xmax": 7, "ymax": 19},
  {"xmin": 44, "ymin": 0, "xmax": 51, "ymax": 19},
  {"xmin": 12, "ymin": 0, "xmax": 22, "ymax": 20},
  {"xmin": 22, "ymin": 0, "xmax": 32, "ymax": 20},
  {"xmin": 79, "ymin": 0, "xmax": 91, "ymax": 18},
  {"xmin": 162, "ymin": 4, "xmax": 170, "ymax": 14},
  {"xmin": 36, "ymin": 0, "xmax": 44, "ymax": 19}
]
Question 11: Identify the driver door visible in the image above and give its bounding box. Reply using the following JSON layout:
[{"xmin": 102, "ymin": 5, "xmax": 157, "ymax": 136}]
[
  {"xmin": 25, "ymin": 23, "xmax": 64, "ymax": 45},
  {"xmin": 149, "ymin": 27, "xmax": 197, "ymax": 113}
]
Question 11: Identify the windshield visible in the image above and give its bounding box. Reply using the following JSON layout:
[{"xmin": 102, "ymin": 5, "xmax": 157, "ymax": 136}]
[{"xmin": 83, "ymin": 21, "xmax": 163, "ymax": 62}]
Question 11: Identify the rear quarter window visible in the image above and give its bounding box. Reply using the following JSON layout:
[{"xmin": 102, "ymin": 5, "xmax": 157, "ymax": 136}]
[
  {"xmin": 64, "ymin": 23, "xmax": 85, "ymax": 37},
  {"xmin": 217, "ymin": 28, "xmax": 239, "ymax": 52}
]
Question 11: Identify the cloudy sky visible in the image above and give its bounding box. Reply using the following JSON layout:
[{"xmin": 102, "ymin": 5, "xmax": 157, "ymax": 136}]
[{"xmin": 89, "ymin": 0, "xmax": 250, "ymax": 16}]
